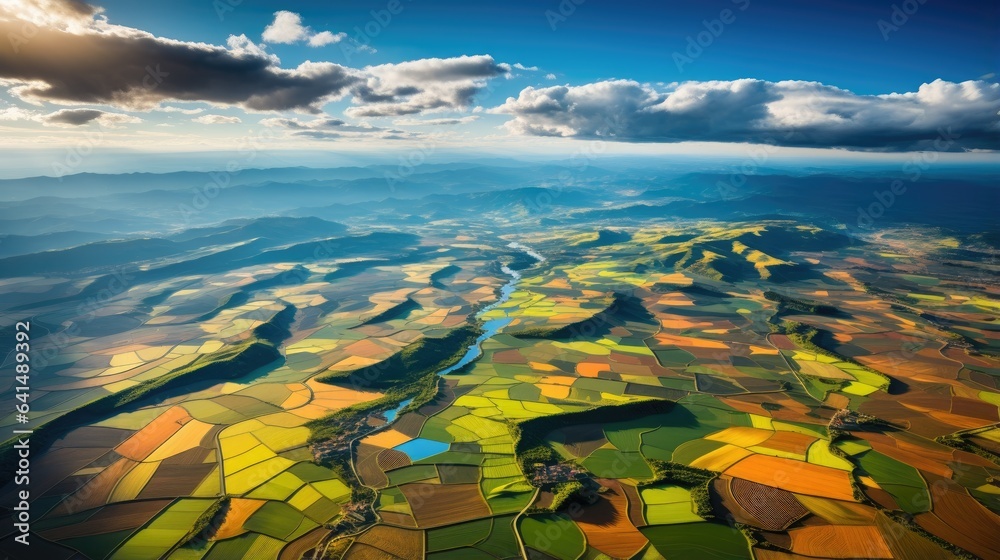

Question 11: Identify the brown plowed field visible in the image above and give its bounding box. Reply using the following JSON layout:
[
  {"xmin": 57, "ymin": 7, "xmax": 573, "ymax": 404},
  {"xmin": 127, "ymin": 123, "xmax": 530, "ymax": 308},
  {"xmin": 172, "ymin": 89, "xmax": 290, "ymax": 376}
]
[
  {"xmin": 399, "ymin": 483, "xmax": 491, "ymax": 528},
  {"xmin": 354, "ymin": 525, "xmax": 423, "ymax": 558},
  {"xmin": 731, "ymin": 477, "xmax": 808, "ymax": 531},
  {"xmin": 38, "ymin": 499, "xmax": 171, "ymax": 540}
]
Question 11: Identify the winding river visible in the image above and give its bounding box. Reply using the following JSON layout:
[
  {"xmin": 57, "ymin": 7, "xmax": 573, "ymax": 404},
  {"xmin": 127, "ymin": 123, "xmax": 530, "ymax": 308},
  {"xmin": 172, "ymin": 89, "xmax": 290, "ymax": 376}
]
[
  {"xmin": 373, "ymin": 244, "xmax": 543, "ymax": 424},
  {"xmin": 436, "ymin": 244, "xmax": 545, "ymax": 377}
]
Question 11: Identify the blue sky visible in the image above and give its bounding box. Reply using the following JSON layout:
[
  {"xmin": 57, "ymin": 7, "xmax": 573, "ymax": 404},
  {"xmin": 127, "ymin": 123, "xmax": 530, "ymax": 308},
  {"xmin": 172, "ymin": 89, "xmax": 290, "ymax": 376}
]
[
  {"xmin": 93, "ymin": 0, "xmax": 996, "ymax": 93},
  {"xmin": 0, "ymin": 0, "xmax": 997, "ymax": 168}
]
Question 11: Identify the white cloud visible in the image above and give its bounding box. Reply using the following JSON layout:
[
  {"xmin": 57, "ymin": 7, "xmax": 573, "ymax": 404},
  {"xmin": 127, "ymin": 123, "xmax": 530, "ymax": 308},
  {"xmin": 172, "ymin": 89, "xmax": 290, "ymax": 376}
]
[
  {"xmin": 262, "ymin": 11, "xmax": 347, "ymax": 48},
  {"xmin": 350, "ymin": 42, "xmax": 377, "ymax": 54},
  {"xmin": 513, "ymin": 63, "xmax": 538, "ymax": 71},
  {"xmin": 0, "ymin": 105, "xmax": 37, "ymax": 121},
  {"xmin": 90, "ymin": 111, "xmax": 142, "ymax": 128},
  {"xmin": 156, "ymin": 105, "xmax": 204, "ymax": 115},
  {"xmin": 0, "ymin": 0, "xmax": 103, "ymax": 33},
  {"xmin": 309, "ymin": 30, "xmax": 347, "ymax": 47},
  {"xmin": 545, "ymin": 73, "xmax": 557, "ymax": 80},
  {"xmin": 493, "ymin": 78, "xmax": 1000, "ymax": 151},
  {"xmin": 193, "ymin": 114, "xmax": 242, "ymax": 124},
  {"xmin": 262, "ymin": 11, "xmax": 310, "ymax": 44},
  {"xmin": 393, "ymin": 116, "xmax": 479, "ymax": 126},
  {"xmin": 346, "ymin": 55, "xmax": 510, "ymax": 117}
]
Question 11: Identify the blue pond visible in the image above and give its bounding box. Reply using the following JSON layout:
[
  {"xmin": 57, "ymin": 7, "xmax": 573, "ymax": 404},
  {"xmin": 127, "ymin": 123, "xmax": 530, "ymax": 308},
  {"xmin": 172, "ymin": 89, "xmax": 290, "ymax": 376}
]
[{"xmin": 394, "ymin": 438, "xmax": 450, "ymax": 462}]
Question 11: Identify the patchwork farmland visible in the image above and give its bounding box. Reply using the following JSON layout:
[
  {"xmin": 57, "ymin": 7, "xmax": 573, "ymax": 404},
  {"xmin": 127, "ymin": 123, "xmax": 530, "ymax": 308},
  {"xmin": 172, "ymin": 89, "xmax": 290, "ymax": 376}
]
[{"xmin": 2, "ymin": 214, "xmax": 999, "ymax": 560}]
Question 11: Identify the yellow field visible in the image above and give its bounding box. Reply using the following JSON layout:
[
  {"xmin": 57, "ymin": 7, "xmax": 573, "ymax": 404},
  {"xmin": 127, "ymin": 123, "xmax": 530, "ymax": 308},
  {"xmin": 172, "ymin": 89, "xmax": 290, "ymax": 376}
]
[
  {"xmin": 221, "ymin": 432, "xmax": 262, "ymax": 459},
  {"xmin": 227, "ymin": 457, "xmax": 297, "ymax": 494},
  {"xmin": 225, "ymin": 445, "xmax": 278, "ymax": 475},
  {"xmin": 109, "ymin": 462, "xmax": 159, "ymax": 502},
  {"xmin": 146, "ymin": 419, "xmax": 214, "ymax": 462},
  {"xmin": 690, "ymin": 444, "xmax": 754, "ymax": 472},
  {"xmin": 707, "ymin": 427, "xmax": 773, "ymax": 447},
  {"xmin": 254, "ymin": 426, "xmax": 311, "ymax": 452},
  {"xmin": 288, "ymin": 485, "xmax": 323, "ymax": 511}
]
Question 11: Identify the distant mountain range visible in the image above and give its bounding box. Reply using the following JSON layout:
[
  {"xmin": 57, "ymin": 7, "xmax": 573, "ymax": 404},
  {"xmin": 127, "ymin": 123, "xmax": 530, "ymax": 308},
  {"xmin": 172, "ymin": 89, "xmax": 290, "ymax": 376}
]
[{"xmin": 0, "ymin": 162, "xmax": 995, "ymax": 250}]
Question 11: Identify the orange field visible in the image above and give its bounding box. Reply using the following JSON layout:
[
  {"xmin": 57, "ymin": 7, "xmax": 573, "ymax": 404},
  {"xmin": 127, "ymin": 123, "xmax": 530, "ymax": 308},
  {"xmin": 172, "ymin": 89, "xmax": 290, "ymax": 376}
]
[
  {"xmin": 916, "ymin": 485, "xmax": 1000, "ymax": 559},
  {"xmin": 793, "ymin": 495, "xmax": 876, "ymax": 525},
  {"xmin": 215, "ymin": 498, "xmax": 267, "ymax": 540},
  {"xmin": 115, "ymin": 406, "xmax": 191, "ymax": 460},
  {"xmin": 363, "ymin": 429, "xmax": 413, "ymax": 449},
  {"xmin": 725, "ymin": 455, "xmax": 856, "ymax": 501},
  {"xmin": 576, "ymin": 479, "xmax": 648, "ymax": 559},
  {"xmin": 788, "ymin": 526, "xmax": 893, "ymax": 558},
  {"xmin": 759, "ymin": 431, "xmax": 816, "ymax": 455}
]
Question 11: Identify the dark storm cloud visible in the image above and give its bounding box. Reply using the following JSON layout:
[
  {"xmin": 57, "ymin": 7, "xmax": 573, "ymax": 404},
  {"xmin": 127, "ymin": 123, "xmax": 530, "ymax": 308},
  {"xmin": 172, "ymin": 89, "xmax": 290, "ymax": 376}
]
[{"xmin": 0, "ymin": 20, "xmax": 361, "ymax": 112}]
